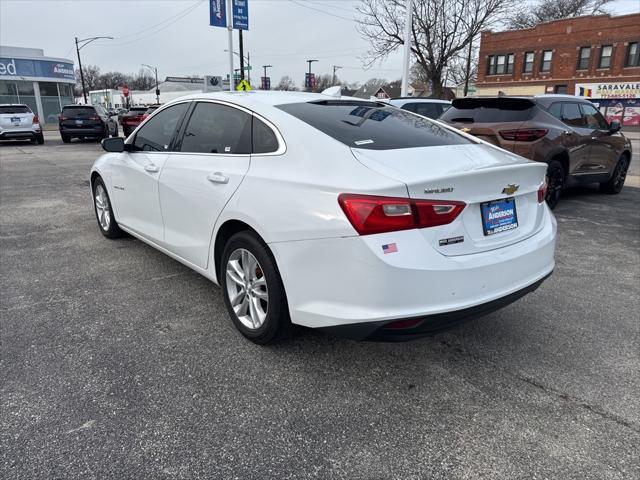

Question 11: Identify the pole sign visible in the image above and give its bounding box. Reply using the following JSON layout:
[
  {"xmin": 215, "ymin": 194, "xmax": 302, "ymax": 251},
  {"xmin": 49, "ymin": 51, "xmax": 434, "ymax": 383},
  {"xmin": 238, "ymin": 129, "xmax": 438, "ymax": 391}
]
[
  {"xmin": 305, "ymin": 73, "xmax": 316, "ymax": 90},
  {"xmin": 209, "ymin": 0, "xmax": 227, "ymax": 28},
  {"xmin": 122, "ymin": 85, "xmax": 129, "ymax": 97},
  {"xmin": 261, "ymin": 77, "xmax": 270, "ymax": 90},
  {"xmin": 232, "ymin": 0, "xmax": 249, "ymax": 30}
]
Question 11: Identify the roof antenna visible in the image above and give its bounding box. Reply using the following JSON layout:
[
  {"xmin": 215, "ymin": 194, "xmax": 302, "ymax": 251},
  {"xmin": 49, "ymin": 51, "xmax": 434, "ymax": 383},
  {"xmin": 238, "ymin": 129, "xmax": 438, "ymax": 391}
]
[{"xmin": 321, "ymin": 85, "xmax": 342, "ymax": 98}]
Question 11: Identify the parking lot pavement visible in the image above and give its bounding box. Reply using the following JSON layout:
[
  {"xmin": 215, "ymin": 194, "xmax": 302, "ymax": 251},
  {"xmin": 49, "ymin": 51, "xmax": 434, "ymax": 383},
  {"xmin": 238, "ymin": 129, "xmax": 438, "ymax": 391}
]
[{"xmin": 1, "ymin": 138, "xmax": 639, "ymax": 480}]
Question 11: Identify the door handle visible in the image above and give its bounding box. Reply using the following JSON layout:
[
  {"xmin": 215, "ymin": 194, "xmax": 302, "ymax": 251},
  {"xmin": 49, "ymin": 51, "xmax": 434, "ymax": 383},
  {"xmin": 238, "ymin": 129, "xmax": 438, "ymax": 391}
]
[
  {"xmin": 144, "ymin": 163, "xmax": 159, "ymax": 173},
  {"xmin": 207, "ymin": 172, "xmax": 229, "ymax": 184},
  {"xmin": 591, "ymin": 136, "xmax": 598, "ymax": 140}
]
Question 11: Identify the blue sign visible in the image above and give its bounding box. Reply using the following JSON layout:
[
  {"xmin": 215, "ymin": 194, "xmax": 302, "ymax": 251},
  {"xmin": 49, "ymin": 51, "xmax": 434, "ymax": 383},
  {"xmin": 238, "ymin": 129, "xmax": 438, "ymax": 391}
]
[
  {"xmin": 0, "ymin": 57, "xmax": 75, "ymax": 81},
  {"xmin": 232, "ymin": 0, "xmax": 249, "ymax": 30},
  {"xmin": 209, "ymin": 0, "xmax": 227, "ymax": 28}
]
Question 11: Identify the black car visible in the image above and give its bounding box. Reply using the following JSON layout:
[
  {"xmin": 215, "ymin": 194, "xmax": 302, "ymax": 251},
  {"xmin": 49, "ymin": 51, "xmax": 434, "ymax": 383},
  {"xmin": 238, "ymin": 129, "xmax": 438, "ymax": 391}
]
[{"xmin": 59, "ymin": 105, "xmax": 118, "ymax": 143}]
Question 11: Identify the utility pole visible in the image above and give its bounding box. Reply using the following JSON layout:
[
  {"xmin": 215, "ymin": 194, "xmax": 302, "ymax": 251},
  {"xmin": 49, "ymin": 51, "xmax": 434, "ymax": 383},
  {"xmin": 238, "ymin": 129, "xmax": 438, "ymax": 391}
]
[
  {"xmin": 239, "ymin": 30, "xmax": 245, "ymax": 81},
  {"xmin": 332, "ymin": 65, "xmax": 342, "ymax": 86},
  {"xmin": 306, "ymin": 59, "xmax": 318, "ymax": 92},
  {"xmin": 463, "ymin": 36, "xmax": 473, "ymax": 97},
  {"xmin": 262, "ymin": 65, "xmax": 273, "ymax": 90},
  {"xmin": 74, "ymin": 35, "xmax": 113, "ymax": 104},
  {"xmin": 142, "ymin": 64, "xmax": 159, "ymax": 104},
  {"xmin": 400, "ymin": 0, "xmax": 413, "ymax": 97}
]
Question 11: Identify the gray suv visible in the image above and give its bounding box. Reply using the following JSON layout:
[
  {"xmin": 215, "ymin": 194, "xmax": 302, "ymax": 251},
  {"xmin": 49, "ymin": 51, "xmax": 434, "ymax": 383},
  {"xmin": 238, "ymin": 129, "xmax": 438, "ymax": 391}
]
[{"xmin": 441, "ymin": 95, "xmax": 633, "ymax": 208}]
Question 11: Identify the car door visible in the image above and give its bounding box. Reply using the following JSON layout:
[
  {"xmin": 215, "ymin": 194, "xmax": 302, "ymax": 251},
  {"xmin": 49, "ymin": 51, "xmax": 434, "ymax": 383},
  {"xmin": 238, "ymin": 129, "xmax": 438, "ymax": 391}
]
[
  {"xmin": 110, "ymin": 102, "xmax": 190, "ymax": 242},
  {"xmin": 158, "ymin": 101, "xmax": 253, "ymax": 268},
  {"xmin": 558, "ymin": 102, "xmax": 592, "ymax": 175},
  {"xmin": 580, "ymin": 103, "xmax": 618, "ymax": 175}
]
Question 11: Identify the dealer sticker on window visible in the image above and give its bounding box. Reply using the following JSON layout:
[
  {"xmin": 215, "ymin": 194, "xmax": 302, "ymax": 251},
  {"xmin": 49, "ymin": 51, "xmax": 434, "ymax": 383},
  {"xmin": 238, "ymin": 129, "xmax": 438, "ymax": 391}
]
[{"xmin": 480, "ymin": 198, "xmax": 518, "ymax": 236}]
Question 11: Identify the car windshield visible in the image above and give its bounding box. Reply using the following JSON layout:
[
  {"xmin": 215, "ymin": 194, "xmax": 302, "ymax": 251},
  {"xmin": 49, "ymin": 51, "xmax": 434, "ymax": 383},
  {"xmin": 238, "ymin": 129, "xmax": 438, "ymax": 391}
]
[
  {"xmin": 441, "ymin": 98, "xmax": 534, "ymax": 123},
  {"xmin": 62, "ymin": 107, "xmax": 96, "ymax": 118},
  {"xmin": 277, "ymin": 100, "xmax": 469, "ymax": 150},
  {"xmin": 0, "ymin": 105, "xmax": 31, "ymax": 114}
]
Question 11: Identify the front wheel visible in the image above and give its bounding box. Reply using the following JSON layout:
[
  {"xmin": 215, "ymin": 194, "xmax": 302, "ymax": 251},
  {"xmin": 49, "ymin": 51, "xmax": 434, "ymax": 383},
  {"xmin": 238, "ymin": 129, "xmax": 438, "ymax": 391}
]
[
  {"xmin": 545, "ymin": 160, "xmax": 565, "ymax": 210},
  {"xmin": 220, "ymin": 231, "xmax": 291, "ymax": 344},
  {"xmin": 92, "ymin": 177, "xmax": 124, "ymax": 239},
  {"xmin": 600, "ymin": 154, "xmax": 630, "ymax": 194}
]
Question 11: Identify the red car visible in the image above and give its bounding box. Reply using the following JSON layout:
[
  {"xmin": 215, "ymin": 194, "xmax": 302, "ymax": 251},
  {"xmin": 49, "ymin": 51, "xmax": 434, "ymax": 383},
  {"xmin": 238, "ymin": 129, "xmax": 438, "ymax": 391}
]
[{"xmin": 120, "ymin": 106, "xmax": 148, "ymax": 137}]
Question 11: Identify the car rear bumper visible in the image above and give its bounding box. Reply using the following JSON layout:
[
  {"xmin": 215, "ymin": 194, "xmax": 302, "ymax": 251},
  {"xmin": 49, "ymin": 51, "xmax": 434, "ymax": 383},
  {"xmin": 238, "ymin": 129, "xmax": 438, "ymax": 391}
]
[
  {"xmin": 269, "ymin": 205, "xmax": 556, "ymax": 336},
  {"xmin": 0, "ymin": 129, "xmax": 40, "ymax": 140},
  {"xmin": 60, "ymin": 126, "xmax": 104, "ymax": 137}
]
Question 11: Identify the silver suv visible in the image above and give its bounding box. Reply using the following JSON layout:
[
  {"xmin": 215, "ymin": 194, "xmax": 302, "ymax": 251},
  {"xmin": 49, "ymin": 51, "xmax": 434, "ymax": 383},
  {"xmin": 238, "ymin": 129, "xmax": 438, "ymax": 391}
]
[{"xmin": 0, "ymin": 104, "xmax": 44, "ymax": 144}]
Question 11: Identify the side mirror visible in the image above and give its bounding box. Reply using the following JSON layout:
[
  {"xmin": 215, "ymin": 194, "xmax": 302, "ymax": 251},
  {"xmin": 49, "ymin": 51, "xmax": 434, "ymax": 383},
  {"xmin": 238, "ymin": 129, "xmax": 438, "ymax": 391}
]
[
  {"xmin": 609, "ymin": 120, "xmax": 621, "ymax": 134},
  {"xmin": 102, "ymin": 137, "xmax": 125, "ymax": 152}
]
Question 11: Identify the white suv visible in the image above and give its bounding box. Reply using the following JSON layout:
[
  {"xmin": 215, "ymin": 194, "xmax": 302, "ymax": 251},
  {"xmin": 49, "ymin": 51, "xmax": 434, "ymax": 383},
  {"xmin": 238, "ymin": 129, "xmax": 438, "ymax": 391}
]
[
  {"xmin": 0, "ymin": 104, "xmax": 44, "ymax": 144},
  {"xmin": 388, "ymin": 98, "xmax": 451, "ymax": 120}
]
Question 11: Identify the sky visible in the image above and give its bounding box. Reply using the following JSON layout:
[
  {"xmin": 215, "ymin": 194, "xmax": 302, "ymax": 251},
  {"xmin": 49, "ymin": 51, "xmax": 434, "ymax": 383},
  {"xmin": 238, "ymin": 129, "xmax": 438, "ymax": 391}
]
[{"xmin": 1, "ymin": 0, "xmax": 638, "ymax": 88}]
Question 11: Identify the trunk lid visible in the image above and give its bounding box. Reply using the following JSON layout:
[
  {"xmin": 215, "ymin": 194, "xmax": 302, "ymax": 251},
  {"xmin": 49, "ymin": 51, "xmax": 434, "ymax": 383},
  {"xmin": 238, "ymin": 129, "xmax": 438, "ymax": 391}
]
[
  {"xmin": 351, "ymin": 144, "xmax": 547, "ymax": 256},
  {"xmin": 0, "ymin": 107, "xmax": 34, "ymax": 131}
]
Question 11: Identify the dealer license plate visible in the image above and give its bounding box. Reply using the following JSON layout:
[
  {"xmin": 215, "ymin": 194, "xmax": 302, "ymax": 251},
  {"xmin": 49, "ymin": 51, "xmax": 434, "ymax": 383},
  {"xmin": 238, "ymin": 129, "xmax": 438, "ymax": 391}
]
[
  {"xmin": 480, "ymin": 198, "xmax": 518, "ymax": 236},
  {"xmin": 10, "ymin": 117, "xmax": 20, "ymax": 125}
]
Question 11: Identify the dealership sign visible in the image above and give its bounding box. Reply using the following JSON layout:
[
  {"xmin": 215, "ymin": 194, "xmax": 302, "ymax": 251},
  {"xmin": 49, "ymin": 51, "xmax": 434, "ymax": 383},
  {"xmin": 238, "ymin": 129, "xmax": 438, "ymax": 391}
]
[
  {"xmin": 0, "ymin": 57, "xmax": 75, "ymax": 81},
  {"xmin": 575, "ymin": 82, "xmax": 640, "ymax": 99}
]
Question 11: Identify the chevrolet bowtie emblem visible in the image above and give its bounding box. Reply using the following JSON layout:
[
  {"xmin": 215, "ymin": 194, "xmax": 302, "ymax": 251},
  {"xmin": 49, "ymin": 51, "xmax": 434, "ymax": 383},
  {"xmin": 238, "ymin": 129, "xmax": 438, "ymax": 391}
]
[
  {"xmin": 502, "ymin": 183, "xmax": 519, "ymax": 195},
  {"xmin": 460, "ymin": 127, "xmax": 471, "ymax": 133}
]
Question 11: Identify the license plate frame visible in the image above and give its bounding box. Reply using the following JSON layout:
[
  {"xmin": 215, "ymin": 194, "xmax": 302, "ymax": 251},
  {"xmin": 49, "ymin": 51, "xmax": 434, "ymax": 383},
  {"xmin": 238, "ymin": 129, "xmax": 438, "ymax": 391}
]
[
  {"xmin": 75, "ymin": 119, "xmax": 84, "ymax": 126},
  {"xmin": 10, "ymin": 117, "xmax": 20, "ymax": 125},
  {"xmin": 480, "ymin": 197, "xmax": 518, "ymax": 236}
]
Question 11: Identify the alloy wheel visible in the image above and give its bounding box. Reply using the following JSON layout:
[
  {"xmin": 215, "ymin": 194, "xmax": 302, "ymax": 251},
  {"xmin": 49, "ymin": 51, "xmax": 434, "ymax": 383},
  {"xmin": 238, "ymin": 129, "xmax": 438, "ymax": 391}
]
[
  {"xmin": 225, "ymin": 248, "xmax": 269, "ymax": 330},
  {"xmin": 545, "ymin": 164, "xmax": 564, "ymax": 207},
  {"xmin": 94, "ymin": 184, "xmax": 111, "ymax": 231},
  {"xmin": 613, "ymin": 157, "xmax": 629, "ymax": 191}
]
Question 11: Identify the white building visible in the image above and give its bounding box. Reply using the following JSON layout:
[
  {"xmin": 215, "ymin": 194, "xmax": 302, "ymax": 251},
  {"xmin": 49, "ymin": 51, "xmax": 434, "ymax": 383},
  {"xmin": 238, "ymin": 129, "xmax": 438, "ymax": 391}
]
[{"xmin": 88, "ymin": 77, "xmax": 209, "ymax": 108}]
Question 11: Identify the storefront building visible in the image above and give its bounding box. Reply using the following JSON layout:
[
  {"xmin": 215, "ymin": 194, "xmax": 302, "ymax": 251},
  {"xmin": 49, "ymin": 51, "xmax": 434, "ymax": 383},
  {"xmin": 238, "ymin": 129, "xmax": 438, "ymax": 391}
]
[
  {"xmin": 0, "ymin": 45, "xmax": 75, "ymax": 125},
  {"xmin": 475, "ymin": 14, "xmax": 640, "ymax": 126}
]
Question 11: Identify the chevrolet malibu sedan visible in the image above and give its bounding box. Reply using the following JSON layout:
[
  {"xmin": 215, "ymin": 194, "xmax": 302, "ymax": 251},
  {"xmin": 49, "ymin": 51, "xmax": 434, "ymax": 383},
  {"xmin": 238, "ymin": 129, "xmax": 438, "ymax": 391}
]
[{"xmin": 91, "ymin": 91, "xmax": 556, "ymax": 344}]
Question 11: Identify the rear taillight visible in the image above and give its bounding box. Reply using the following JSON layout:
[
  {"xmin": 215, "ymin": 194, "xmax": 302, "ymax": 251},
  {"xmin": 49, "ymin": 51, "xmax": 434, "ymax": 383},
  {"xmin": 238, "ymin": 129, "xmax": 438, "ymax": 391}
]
[
  {"xmin": 537, "ymin": 179, "xmax": 547, "ymax": 204},
  {"xmin": 90, "ymin": 114, "xmax": 100, "ymax": 121},
  {"xmin": 499, "ymin": 129, "xmax": 548, "ymax": 142},
  {"xmin": 32, "ymin": 115, "xmax": 40, "ymax": 125},
  {"xmin": 338, "ymin": 194, "xmax": 466, "ymax": 236},
  {"xmin": 59, "ymin": 114, "xmax": 66, "ymax": 121}
]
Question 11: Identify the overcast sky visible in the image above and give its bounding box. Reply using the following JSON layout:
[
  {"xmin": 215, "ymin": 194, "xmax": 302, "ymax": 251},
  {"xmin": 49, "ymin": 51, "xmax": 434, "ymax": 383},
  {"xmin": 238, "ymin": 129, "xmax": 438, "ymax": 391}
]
[{"xmin": 1, "ymin": 0, "xmax": 638, "ymax": 88}]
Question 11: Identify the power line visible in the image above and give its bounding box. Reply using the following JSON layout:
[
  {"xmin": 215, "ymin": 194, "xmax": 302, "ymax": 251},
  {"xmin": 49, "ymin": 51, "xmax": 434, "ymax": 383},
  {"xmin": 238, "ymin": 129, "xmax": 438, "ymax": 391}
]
[{"xmin": 288, "ymin": 0, "xmax": 355, "ymax": 21}]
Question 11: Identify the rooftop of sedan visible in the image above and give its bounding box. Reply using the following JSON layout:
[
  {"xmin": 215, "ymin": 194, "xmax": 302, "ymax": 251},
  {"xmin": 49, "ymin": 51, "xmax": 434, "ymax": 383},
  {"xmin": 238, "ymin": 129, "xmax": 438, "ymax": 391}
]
[{"xmin": 177, "ymin": 89, "xmax": 375, "ymax": 107}]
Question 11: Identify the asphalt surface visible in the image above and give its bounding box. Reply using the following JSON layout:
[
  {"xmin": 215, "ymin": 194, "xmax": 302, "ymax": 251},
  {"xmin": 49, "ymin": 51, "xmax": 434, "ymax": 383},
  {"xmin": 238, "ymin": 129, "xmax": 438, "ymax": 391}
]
[{"xmin": 1, "ymin": 133, "xmax": 639, "ymax": 480}]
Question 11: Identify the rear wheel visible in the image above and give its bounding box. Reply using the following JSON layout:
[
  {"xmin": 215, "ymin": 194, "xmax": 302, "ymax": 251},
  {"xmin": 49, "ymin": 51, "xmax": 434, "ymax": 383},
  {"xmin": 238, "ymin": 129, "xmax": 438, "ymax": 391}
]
[
  {"xmin": 61, "ymin": 134, "xmax": 71, "ymax": 143},
  {"xmin": 220, "ymin": 231, "xmax": 291, "ymax": 344},
  {"xmin": 545, "ymin": 160, "xmax": 565, "ymax": 210},
  {"xmin": 92, "ymin": 177, "xmax": 124, "ymax": 239},
  {"xmin": 101, "ymin": 125, "xmax": 109, "ymax": 140},
  {"xmin": 111, "ymin": 124, "xmax": 119, "ymax": 137},
  {"xmin": 600, "ymin": 154, "xmax": 630, "ymax": 194},
  {"xmin": 35, "ymin": 132, "xmax": 44, "ymax": 145}
]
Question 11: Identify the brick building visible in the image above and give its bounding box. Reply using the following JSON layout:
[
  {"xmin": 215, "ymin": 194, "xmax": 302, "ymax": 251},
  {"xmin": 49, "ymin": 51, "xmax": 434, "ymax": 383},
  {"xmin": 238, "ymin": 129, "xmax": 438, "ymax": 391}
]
[{"xmin": 475, "ymin": 14, "xmax": 640, "ymax": 126}]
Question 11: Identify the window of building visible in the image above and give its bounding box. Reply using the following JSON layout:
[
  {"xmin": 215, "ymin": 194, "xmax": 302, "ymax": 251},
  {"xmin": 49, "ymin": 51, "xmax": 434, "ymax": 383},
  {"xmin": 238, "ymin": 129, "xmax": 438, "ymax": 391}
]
[
  {"xmin": 577, "ymin": 47, "xmax": 591, "ymax": 70},
  {"xmin": 506, "ymin": 54, "xmax": 515, "ymax": 74},
  {"xmin": 554, "ymin": 85, "xmax": 568, "ymax": 94},
  {"xmin": 496, "ymin": 55, "xmax": 506, "ymax": 74},
  {"xmin": 541, "ymin": 50, "xmax": 553, "ymax": 72},
  {"xmin": 486, "ymin": 54, "xmax": 514, "ymax": 75},
  {"xmin": 625, "ymin": 42, "xmax": 639, "ymax": 67},
  {"xmin": 523, "ymin": 52, "xmax": 534, "ymax": 73},
  {"xmin": 486, "ymin": 55, "xmax": 496, "ymax": 75},
  {"xmin": 598, "ymin": 45, "xmax": 612, "ymax": 68}
]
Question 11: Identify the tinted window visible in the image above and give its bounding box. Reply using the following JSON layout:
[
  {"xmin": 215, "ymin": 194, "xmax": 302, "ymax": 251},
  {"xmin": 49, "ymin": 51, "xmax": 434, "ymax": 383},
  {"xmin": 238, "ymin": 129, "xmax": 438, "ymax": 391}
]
[
  {"xmin": 547, "ymin": 102, "xmax": 562, "ymax": 120},
  {"xmin": 441, "ymin": 98, "xmax": 534, "ymax": 123},
  {"xmin": 180, "ymin": 102, "xmax": 251, "ymax": 154},
  {"xmin": 253, "ymin": 117, "xmax": 279, "ymax": 153},
  {"xmin": 0, "ymin": 105, "xmax": 31, "ymax": 114},
  {"xmin": 561, "ymin": 103, "xmax": 585, "ymax": 128},
  {"xmin": 62, "ymin": 107, "xmax": 96, "ymax": 118},
  {"xmin": 580, "ymin": 103, "xmax": 609, "ymax": 130},
  {"xmin": 277, "ymin": 101, "xmax": 469, "ymax": 150},
  {"xmin": 132, "ymin": 103, "xmax": 189, "ymax": 152},
  {"xmin": 402, "ymin": 102, "xmax": 441, "ymax": 119}
]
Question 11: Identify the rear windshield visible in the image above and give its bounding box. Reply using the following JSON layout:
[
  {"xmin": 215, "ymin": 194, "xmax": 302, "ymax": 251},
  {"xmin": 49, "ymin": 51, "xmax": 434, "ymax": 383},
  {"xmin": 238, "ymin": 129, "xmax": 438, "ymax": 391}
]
[
  {"xmin": 62, "ymin": 107, "xmax": 96, "ymax": 118},
  {"xmin": 441, "ymin": 98, "xmax": 534, "ymax": 124},
  {"xmin": 127, "ymin": 107, "xmax": 148, "ymax": 114},
  {"xmin": 276, "ymin": 101, "xmax": 469, "ymax": 150},
  {"xmin": 0, "ymin": 105, "xmax": 31, "ymax": 114}
]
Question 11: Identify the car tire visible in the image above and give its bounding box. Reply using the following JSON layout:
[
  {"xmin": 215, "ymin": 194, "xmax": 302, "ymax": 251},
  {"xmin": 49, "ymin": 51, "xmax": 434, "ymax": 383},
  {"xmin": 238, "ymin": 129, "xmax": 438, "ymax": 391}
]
[
  {"xmin": 220, "ymin": 231, "xmax": 292, "ymax": 344},
  {"xmin": 35, "ymin": 132, "xmax": 44, "ymax": 145},
  {"xmin": 111, "ymin": 124, "xmax": 119, "ymax": 137},
  {"xmin": 545, "ymin": 160, "xmax": 565, "ymax": 210},
  {"xmin": 101, "ymin": 125, "xmax": 109, "ymax": 140},
  {"xmin": 600, "ymin": 154, "xmax": 630, "ymax": 195},
  {"xmin": 61, "ymin": 135, "xmax": 71, "ymax": 143},
  {"xmin": 92, "ymin": 177, "xmax": 125, "ymax": 239}
]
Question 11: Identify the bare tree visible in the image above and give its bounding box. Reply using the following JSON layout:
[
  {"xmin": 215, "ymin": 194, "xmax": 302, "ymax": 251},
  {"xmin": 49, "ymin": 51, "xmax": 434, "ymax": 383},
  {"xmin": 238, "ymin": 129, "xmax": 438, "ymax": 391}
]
[
  {"xmin": 129, "ymin": 69, "xmax": 155, "ymax": 90},
  {"xmin": 356, "ymin": 0, "xmax": 513, "ymax": 98},
  {"xmin": 507, "ymin": 0, "xmax": 612, "ymax": 29},
  {"xmin": 314, "ymin": 74, "xmax": 335, "ymax": 92},
  {"xmin": 274, "ymin": 76, "xmax": 297, "ymax": 91},
  {"xmin": 75, "ymin": 65, "xmax": 101, "ymax": 94}
]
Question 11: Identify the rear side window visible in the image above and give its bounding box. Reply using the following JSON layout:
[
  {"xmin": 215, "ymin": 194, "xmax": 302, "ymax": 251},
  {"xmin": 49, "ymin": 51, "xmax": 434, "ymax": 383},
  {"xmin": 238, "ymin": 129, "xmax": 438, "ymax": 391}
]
[
  {"xmin": 0, "ymin": 105, "xmax": 31, "ymax": 114},
  {"xmin": 560, "ymin": 103, "xmax": 585, "ymax": 128},
  {"xmin": 132, "ymin": 103, "xmax": 189, "ymax": 151},
  {"xmin": 62, "ymin": 107, "xmax": 96, "ymax": 118},
  {"xmin": 402, "ymin": 102, "xmax": 444, "ymax": 119},
  {"xmin": 252, "ymin": 117, "xmax": 279, "ymax": 153},
  {"xmin": 441, "ymin": 98, "xmax": 534, "ymax": 123},
  {"xmin": 277, "ymin": 101, "xmax": 468, "ymax": 150},
  {"xmin": 179, "ymin": 102, "xmax": 252, "ymax": 154}
]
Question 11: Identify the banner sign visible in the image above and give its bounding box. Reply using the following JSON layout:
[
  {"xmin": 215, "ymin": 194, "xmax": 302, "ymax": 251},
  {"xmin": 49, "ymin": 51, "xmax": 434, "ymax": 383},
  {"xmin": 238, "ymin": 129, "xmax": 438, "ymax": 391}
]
[
  {"xmin": 261, "ymin": 77, "xmax": 270, "ymax": 90},
  {"xmin": 575, "ymin": 82, "xmax": 640, "ymax": 99},
  {"xmin": 232, "ymin": 0, "xmax": 249, "ymax": 30},
  {"xmin": 0, "ymin": 57, "xmax": 75, "ymax": 81},
  {"xmin": 209, "ymin": 0, "xmax": 227, "ymax": 28}
]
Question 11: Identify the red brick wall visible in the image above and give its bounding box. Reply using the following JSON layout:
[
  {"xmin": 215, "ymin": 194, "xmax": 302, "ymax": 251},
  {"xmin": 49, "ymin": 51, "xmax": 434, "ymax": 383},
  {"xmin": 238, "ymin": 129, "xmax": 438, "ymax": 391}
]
[{"xmin": 476, "ymin": 14, "xmax": 640, "ymax": 94}]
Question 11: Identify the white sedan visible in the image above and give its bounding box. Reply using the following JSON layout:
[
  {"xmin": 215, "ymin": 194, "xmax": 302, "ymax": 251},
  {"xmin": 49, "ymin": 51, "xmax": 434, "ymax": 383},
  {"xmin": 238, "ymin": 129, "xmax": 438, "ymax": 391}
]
[{"xmin": 91, "ymin": 90, "xmax": 556, "ymax": 344}]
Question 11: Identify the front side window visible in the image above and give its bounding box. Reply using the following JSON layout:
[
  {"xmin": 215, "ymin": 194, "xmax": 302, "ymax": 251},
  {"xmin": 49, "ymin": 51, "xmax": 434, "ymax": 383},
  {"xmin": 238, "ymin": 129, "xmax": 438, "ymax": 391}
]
[
  {"xmin": 179, "ymin": 102, "xmax": 252, "ymax": 154},
  {"xmin": 577, "ymin": 47, "xmax": 591, "ymax": 70},
  {"xmin": 625, "ymin": 42, "xmax": 639, "ymax": 67},
  {"xmin": 523, "ymin": 52, "xmax": 534, "ymax": 73},
  {"xmin": 132, "ymin": 102, "xmax": 189, "ymax": 152},
  {"xmin": 561, "ymin": 103, "xmax": 585, "ymax": 128},
  {"xmin": 541, "ymin": 50, "xmax": 553, "ymax": 72},
  {"xmin": 599, "ymin": 45, "xmax": 612, "ymax": 68},
  {"xmin": 580, "ymin": 103, "xmax": 609, "ymax": 130},
  {"xmin": 277, "ymin": 101, "xmax": 469, "ymax": 150}
]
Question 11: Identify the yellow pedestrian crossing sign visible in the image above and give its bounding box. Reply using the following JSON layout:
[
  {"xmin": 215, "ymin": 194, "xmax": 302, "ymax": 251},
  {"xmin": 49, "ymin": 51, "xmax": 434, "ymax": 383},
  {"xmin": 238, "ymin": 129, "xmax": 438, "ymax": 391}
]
[{"xmin": 236, "ymin": 79, "xmax": 252, "ymax": 91}]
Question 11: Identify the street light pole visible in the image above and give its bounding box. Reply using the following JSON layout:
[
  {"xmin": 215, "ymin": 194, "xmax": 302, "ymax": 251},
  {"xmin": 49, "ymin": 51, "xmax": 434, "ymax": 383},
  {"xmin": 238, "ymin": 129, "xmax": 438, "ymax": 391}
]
[
  {"xmin": 75, "ymin": 35, "xmax": 113, "ymax": 104},
  {"xmin": 142, "ymin": 64, "xmax": 159, "ymax": 104},
  {"xmin": 306, "ymin": 59, "xmax": 318, "ymax": 92},
  {"xmin": 332, "ymin": 65, "xmax": 342, "ymax": 86}
]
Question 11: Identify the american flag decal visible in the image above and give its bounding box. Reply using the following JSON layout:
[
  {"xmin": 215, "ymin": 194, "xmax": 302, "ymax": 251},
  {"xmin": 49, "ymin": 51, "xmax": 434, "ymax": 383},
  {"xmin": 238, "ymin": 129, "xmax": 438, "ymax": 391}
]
[{"xmin": 382, "ymin": 243, "xmax": 398, "ymax": 254}]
